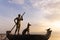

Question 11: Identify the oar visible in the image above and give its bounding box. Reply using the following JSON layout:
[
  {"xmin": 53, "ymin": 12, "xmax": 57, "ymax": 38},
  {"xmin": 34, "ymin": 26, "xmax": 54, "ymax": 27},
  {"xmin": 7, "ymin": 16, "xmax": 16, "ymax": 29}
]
[
  {"xmin": 21, "ymin": 12, "xmax": 25, "ymax": 17},
  {"xmin": 11, "ymin": 25, "xmax": 16, "ymax": 32}
]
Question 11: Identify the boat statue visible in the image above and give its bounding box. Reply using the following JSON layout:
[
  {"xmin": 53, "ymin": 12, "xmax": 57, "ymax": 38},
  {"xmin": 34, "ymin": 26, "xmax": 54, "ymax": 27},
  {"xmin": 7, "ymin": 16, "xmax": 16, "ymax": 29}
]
[{"xmin": 6, "ymin": 13, "xmax": 52, "ymax": 40}]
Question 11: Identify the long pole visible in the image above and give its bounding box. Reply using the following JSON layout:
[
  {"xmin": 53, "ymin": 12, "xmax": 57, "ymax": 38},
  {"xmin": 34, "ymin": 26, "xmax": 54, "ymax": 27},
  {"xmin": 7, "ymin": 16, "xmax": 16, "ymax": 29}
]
[{"xmin": 11, "ymin": 25, "xmax": 16, "ymax": 32}]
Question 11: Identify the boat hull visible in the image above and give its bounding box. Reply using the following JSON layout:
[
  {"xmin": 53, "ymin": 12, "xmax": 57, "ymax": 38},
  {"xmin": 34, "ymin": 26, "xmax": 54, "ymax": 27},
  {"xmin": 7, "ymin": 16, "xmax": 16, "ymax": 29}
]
[
  {"xmin": 6, "ymin": 34, "xmax": 48, "ymax": 40},
  {"xmin": 6, "ymin": 30, "xmax": 52, "ymax": 40}
]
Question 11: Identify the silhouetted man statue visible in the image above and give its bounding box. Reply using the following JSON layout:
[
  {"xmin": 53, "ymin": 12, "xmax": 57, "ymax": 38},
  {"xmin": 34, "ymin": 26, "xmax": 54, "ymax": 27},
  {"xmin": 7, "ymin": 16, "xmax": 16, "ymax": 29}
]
[
  {"xmin": 14, "ymin": 12, "xmax": 25, "ymax": 34},
  {"xmin": 22, "ymin": 23, "xmax": 31, "ymax": 35}
]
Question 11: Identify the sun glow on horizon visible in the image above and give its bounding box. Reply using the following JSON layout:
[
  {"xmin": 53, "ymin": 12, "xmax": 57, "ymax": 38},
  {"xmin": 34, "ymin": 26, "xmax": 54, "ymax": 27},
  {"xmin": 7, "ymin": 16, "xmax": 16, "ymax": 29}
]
[
  {"xmin": 52, "ymin": 21, "xmax": 60, "ymax": 28},
  {"xmin": 50, "ymin": 21, "xmax": 60, "ymax": 32}
]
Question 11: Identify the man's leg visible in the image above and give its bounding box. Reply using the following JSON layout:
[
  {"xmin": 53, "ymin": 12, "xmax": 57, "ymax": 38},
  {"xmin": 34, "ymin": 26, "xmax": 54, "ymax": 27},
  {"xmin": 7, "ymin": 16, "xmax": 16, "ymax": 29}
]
[
  {"xmin": 17, "ymin": 27, "xmax": 20, "ymax": 35},
  {"xmin": 15, "ymin": 26, "xmax": 18, "ymax": 34},
  {"xmin": 18, "ymin": 24, "xmax": 20, "ymax": 34}
]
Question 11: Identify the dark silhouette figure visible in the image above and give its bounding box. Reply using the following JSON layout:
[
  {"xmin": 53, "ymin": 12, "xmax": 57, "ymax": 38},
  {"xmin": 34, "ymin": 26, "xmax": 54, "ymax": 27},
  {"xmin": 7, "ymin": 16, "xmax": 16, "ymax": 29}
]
[
  {"xmin": 6, "ymin": 12, "xmax": 52, "ymax": 40},
  {"xmin": 45, "ymin": 28, "xmax": 52, "ymax": 39},
  {"xmin": 14, "ymin": 12, "xmax": 25, "ymax": 34},
  {"xmin": 22, "ymin": 23, "xmax": 31, "ymax": 35}
]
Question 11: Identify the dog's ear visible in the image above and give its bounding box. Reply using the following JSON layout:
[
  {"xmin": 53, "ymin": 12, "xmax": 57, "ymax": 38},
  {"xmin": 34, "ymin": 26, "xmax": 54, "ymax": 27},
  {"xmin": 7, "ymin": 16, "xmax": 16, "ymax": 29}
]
[{"xmin": 28, "ymin": 23, "xmax": 31, "ymax": 26}]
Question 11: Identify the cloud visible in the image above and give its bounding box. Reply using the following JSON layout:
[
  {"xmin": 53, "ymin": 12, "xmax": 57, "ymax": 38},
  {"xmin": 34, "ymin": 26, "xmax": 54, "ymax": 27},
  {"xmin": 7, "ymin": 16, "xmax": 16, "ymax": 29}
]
[
  {"xmin": 30, "ymin": 0, "xmax": 60, "ymax": 8},
  {"xmin": 45, "ymin": 13, "xmax": 60, "ymax": 21},
  {"xmin": 29, "ymin": 0, "xmax": 60, "ymax": 32},
  {"xmin": 30, "ymin": 0, "xmax": 60, "ymax": 20},
  {"xmin": 8, "ymin": 0, "xmax": 24, "ymax": 4},
  {"xmin": 30, "ymin": 0, "xmax": 60, "ymax": 14},
  {"xmin": 0, "ymin": 0, "xmax": 60, "ymax": 33}
]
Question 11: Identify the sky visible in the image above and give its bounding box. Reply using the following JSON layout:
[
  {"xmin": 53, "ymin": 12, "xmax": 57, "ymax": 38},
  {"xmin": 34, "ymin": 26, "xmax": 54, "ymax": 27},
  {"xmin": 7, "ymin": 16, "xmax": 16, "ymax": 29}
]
[{"xmin": 0, "ymin": 0, "xmax": 60, "ymax": 35}]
